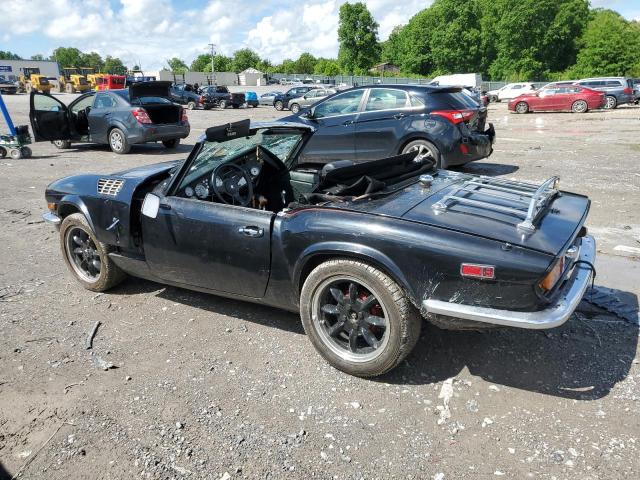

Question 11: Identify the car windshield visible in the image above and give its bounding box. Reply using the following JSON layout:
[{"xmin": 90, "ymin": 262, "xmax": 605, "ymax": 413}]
[{"xmin": 181, "ymin": 129, "xmax": 303, "ymax": 186}]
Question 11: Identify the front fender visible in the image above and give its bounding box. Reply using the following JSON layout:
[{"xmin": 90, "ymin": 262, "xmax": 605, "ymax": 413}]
[
  {"xmin": 294, "ymin": 241, "xmax": 416, "ymax": 303},
  {"xmin": 57, "ymin": 194, "xmax": 96, "ymax": 232}
]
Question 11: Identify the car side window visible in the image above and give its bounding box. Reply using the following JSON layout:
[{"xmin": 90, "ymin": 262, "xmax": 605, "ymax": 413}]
[
  {"xmin": 70, "ymin": 95, "xmax": 95, "ymax": 114},
  {"xmin": 512, "ymin": 85, "xmax": 522, "ymax": 90},
  {"xmin": 313, "ymin": 89, "xmax": 365, "ymax": 118},
  {"xmin": 365, "ymin": 88, "xmax": 409, "ymax": 111},
  {"xmin": 93, "ymin": 93, "xmax": 115, "ymax": 109},
  {"xmin": 539, "ymin": 88, "xmax": 556, "ymax": 97}
]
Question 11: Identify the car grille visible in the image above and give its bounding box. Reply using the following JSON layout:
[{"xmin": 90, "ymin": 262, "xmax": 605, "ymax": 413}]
[{"xmin": 97, "ymin": 178, "xmax": 124, "ymax": 196}]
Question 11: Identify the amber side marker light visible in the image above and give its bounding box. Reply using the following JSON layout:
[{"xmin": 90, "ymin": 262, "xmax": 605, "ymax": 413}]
[
  {"xmin": 539, "ymin": 258, "xmax": 565, "ymax": 291},
  {"xmin": 47, "ymin": 202, "xmax": 57, "ymax": 211}
]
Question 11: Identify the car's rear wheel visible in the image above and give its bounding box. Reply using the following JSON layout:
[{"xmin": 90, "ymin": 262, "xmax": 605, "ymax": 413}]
[
  {"xmin": 60, "ymin": 213, "xmax": 126, "ymax": 292},
  {"xmin": 20, "ymin": 146, "xmax": 32, "ymax": 158},
  {"xmin": 219, "ymin": 100, "xmax": 227, "ymax": 109},
  {"xmin": 300, "ymin": 259, "xmax": 421, "ymax": 377},
  {"xmin": 515, "ymin": 101, "xmax": 529, "ymax": 114},
  {"xmin": 571, "ymin": 100, "xmax": 588, "ymax": 113},
  {"xmin": 187, "ymin": 101, "xmax": 196, "ymax": 110},
  {"xmin": 290, "ymin": 103, "xmax": 300, "ymax": 114},
  {"xmin": 274, "ymin": 100, "xmax": 284, "ymax": 111},
  {"xmin": 604, "ymin": 95, "xmax": 617, "ymax": 109},
  {"xmin": 109, "ymin": 127, "xmax": 131, "ymax": 154},
  {"xmin": 53, "ymin": 139, "xmax": 71, "ymax": 149},
  {"xmin": 162, "ymin": 138, "xmax": 179, "ymax": 149},
  {"xmin": 401, "ymin": 139, "xmax": 441, "ymax": 168}
]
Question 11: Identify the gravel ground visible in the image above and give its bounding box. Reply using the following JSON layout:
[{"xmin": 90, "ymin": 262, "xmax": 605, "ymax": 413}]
[{"xmin": 0, "ymin": 92, "xmax": 639, "ymax": 479}]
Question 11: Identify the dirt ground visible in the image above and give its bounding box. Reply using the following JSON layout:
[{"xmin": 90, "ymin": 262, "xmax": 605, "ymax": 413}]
[{"xmin": 1, "ymin": 92, "xmax": 639, "ymax": 480}]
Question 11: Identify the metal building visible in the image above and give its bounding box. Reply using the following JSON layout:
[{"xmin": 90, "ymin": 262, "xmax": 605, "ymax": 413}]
[{"xmin": 0, "ymin": 59, "xmax": 61, "ymax": 82}]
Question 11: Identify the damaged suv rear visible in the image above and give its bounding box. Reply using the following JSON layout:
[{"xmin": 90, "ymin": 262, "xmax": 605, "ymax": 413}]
[{"xmin": 29, "ymin": 81, "xmax": 190, "ymax": 154}]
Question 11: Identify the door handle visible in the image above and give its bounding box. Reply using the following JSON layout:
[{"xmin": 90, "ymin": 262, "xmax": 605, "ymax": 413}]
[
  {"xmin": 238, "ymin": 226, "xmax": 264, "ymax": 237},
  {"xmin": 393, "ymin": 113, "xmax": 405, "ymax": 120},
  {"xmin": 159, "ymin": 202, "xmax": 171, "ymax": 210},
  {"xmin": 342, "ymin": 120, "xmax": 354, "ymax": 126}
]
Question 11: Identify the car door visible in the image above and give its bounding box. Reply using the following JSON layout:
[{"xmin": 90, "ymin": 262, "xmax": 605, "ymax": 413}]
[
  {"xmin": 297, "ymin": 88, "xmax": 365, "ymax": 163},
  {"xmin": 141, "ymin": 196, "xmax": 274, "ymax": 297},
  {"xmin": 88, "ymin": 93, "xmax": 116, "ymax": 143},
  {"xmin": 354, "ymin": 88, "xmax": 413, "ymax": 161},
  {"xmin": 535, "ymin": 88, "xmax": 558, "ymax": 110},
  {"xmin": 29, "ymin": 92, "xmax": 77, "ymax": 141}
]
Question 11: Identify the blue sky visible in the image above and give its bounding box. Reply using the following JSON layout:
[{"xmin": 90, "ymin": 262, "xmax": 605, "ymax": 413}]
[{"xmin": 2, "ymin": 0, "xmax": 638, "ymax": 71}]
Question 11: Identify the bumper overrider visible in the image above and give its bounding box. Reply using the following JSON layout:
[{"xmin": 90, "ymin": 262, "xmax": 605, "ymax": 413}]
[{"xmin": 423, "ymin": 235, "xmax": 596, "ymax": 329}]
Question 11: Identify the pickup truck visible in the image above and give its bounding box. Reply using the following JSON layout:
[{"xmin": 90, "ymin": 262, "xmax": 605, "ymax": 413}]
[
  {"xmin": 169, "ymin": 84, "xmax": 213, "ymax": 110},
  {"xmin": 199, "ymin": 85, "xmax": 245, "ymax": 109}
]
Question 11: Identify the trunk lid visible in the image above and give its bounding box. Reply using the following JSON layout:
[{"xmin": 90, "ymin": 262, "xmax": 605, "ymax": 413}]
[
  {"xmin": 429, "ymin": 87, "xmax": 487, "ymax": 132},
  {"xmin": 129, "ymin": 81, "xmax": 172, "ymax": 100},
  {"xmin": 338, "ymin": 172, "xmax": 589, "ymax": 255}
]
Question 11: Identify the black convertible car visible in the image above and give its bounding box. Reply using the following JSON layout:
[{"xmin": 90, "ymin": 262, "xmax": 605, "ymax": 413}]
[{"xmin": 42, "ymin": 120, "xmax": 595, "ymax": 377}]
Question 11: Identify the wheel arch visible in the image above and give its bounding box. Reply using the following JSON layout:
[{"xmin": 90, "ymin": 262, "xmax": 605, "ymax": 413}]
[
  {"xmin": 398, "ymin": 133, "xmax": 440, "ymax": 155},
  {"xmin": 294, "ymin": 242, "xmax": 418, "ymax": 307},
  {"xmin": 57, "ymin": 195, "xmax": 96, "ymax": 232}
]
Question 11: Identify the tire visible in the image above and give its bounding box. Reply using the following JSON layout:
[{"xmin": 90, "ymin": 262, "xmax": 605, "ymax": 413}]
[
  {"xmin": 300, "ymin": 259, "xmax": 421, "ymax": 377},
  {"xmin": 401, "ymin": 139, "xmax": 441, "ymax": 168},
  {"xmin": 53, "ymin": 139, "xmax": 72, "ymax": 149},
  {"xmin": 290, "ymin": 103, "xmax": 300, "ymax": 114},
  {"xmin": 9, "ymin": 149, "xmax": 21, "ymax": 159},
  {"xmin": 0, "ymin": 146, "xmax": 6, "ymax": 158},
  {"xmin": 515, "ymin": 101, "xmax": 529, "ymax": 114},
  {"xmin": 20, "ymin": 146, "xmax": 32, "ymax": 158},
  {"xmin": 219, "ymin": 100, "xmax": 227, "ymax": 109},
  {"xmin": 65, "ymin": 83, "xmax": 74, "ymax": 94},
  {"xmin": 60, "ymin": 213, "xmax": 126, "ymax": 292},
  {"xmin": 604, "ymin": 95, "xmax": 617, "ymax": 109},
  {"xmin": 274, "ymin": 100, "xmax": 284, "ymax": 111},
  {"xmin": 162, "ymin": 138, "xmax": 179, "ymax": 149},
  {"xmin": 571, "ymin": 100, "xmax": 588, "ymax": 113},
  {"xmin": 108, "ymin": 128, "xmax": 131, "ymax": 154},
  {"xmin": 187, "ymin": 101, "xmax": 196, "ymax": 110},
  {"xmin": 232, "ymin": 104, "xmax": 239, "ymax": 109}
]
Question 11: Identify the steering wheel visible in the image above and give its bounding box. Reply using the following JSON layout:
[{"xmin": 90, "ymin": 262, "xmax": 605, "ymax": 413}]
[{"xmin": 210, "ymin": 163, "xmax": 254, "ymax": 207}]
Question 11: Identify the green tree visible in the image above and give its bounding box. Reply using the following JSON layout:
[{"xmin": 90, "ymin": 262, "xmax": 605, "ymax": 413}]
[
  {"xmin": 0, "ymin": 50, "xmax": 21, "ymax": 60},
  {"xmin": 256, "ymin": 59, "xmax": 274, "ymax": 73},
  {"xmin": 103, "ymin": 56, "xmax": 127, "ymax": 74},
  {"xmin": 80, "ymin": 51, "xmax": 104, "ymax": 70},
  {"xmin": 51, "ymin": 47, "xmax": 83, "ymax": 68},
  {"xmin": 231, "ymin": 48, "xmax": 261, "ymax": 72},
  {"xmin": 279, "ymin": 59, "xmax": 297, "ymax": 74},
  {"xmin": 167, "ymin": 57, "xmax": 188, "ymax": 73},
  {"xmin": 337, "ymin": 2, "xmax": 381, "ymax": 74},
  {"xmin": 567, "ymin": 9, "xmax": 640, "ymax": 77},
  {"xmin": 191, "ymin": 54, "xmax": 233, "ymax": 72},
  {"xmin": 30, "ymin": 54, "xmax": 45, "ymax": 61},
  {"xmin": 295, "ymin": 53, "xmax": 317, "ymax": 73},
  {"xmin": 314, "ymin": 58, "xmax": 342, "ymax": 75}
]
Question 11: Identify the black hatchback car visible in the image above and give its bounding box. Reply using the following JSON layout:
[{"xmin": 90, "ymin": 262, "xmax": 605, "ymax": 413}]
[
  {"xmin": 284, "ymin": 85, "xmax": 495, "ymax": 168},
  {"xmin": 29, "ymin": 81, "xmax": 190, "ymax": 154}
]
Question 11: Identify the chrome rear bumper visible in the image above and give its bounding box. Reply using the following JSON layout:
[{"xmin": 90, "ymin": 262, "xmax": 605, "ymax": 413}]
[{"xmin": 423, "ymin": 236, "xmax": 596, "ymax": 329}]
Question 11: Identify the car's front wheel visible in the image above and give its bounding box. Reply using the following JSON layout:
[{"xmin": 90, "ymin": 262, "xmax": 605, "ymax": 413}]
[
  {"xmin": 290, "ymin": 103, "xmax": 300, "ymax": 114},
  {"xmin": 300, "ymin": 259, "xmax": 421, "ymax": 377},
  {"xmin": 109, "ymin": 128, "xmax": 131, "ymax": 154},
  {"xmin": 401, "ymin": 139, "xmax": 441, "ymax": 168},
  {"xmin": 162, "ymin": 138, "xmax": 180, "ymax": 149},
  {"xmin": 604, "ymin": 95, "xmax": 617, "ymax": 109},
  {"xmin": 274, "ymin": 100, "xmax": 284, "ymax": 111},
  {"xmin": 60, "ymin": 213, "xmax": 126, "ymax": 292},
  {"xmin": 219, "ymin": 100, "xmax": 227, "ymax": 109},
  {"xmin": 571, "ymin": 100, "xmax": 588, "ymax": 113},
  {"xmin": 53, "ymin": 139, "xmax": 71, "ymax": 149},
  {"xmin": 515, "ymin": 101, "xmax": 529, "ymax": 114}
]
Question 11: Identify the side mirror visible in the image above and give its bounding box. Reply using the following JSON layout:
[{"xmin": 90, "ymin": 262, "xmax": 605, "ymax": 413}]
[{"xmin": 141, "ymin": 193, "xmax": 160, "ymax": 219}]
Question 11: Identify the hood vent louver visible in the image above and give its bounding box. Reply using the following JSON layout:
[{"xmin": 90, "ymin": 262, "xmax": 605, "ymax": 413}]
[{"xmin": 97, "ymin": 178, "xmax": 125, "ymax": 196}]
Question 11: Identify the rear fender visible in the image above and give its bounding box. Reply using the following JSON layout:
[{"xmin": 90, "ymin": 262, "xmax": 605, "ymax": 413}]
[{"xmin": 294, "ymin": 241, "xmax": 417, "ymax": 304}]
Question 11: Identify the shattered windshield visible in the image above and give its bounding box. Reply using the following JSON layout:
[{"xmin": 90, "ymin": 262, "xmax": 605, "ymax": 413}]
[{"xmin": 181, "ymin": 129, "xmax": 303, "ymax": 186}]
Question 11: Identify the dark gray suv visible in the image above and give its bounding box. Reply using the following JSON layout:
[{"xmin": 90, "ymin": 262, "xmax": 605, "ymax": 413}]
[{"xmin": 574, "ymin": 77, "xmax": 635, "ymax": 109}]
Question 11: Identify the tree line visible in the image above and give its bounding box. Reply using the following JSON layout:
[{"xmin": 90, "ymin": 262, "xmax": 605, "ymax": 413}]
[{"xmin": 2, "ymin": 1, "xmax": 639, "ymax": 80}]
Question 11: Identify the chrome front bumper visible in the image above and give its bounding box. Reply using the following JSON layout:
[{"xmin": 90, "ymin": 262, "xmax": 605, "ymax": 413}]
[
  {"xmin": 42, "ymin": 212, "xmax": 61, "ymax": 225},
  {"xmin": 423, "ymin": 236, "xmax": 596, "ymax": 329}
]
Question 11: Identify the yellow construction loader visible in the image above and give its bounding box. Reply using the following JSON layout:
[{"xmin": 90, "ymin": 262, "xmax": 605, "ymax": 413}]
[
  {"xmin": 56, "ymin": 68, "xmax": 91, "ymax": 93},
  {"xmin": 86, "ymin": 73, "xmax": 105, "ymax": 90},
  {"xmin": 18, "ymin": 68, "xmax": 53, "ymax": 94}
]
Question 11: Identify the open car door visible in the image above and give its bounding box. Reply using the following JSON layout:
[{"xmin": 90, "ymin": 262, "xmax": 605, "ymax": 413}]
[{"xmin": 29, "ymin": 92, "xmax": 74, "ymax": 142}]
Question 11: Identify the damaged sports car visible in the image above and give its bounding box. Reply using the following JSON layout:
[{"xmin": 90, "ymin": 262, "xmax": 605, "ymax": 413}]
[{"xmin": 42, "ymin": 119, "xmax": 596, "ymax": 377}]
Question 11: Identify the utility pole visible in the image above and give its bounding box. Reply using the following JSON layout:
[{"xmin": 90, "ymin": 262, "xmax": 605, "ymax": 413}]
[{"xmin": 208, "ymin": 43, "xmax": 216, "ymax": 85}]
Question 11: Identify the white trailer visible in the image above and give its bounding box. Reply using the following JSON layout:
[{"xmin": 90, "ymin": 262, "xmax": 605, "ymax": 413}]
[{"xmin": 430, "ymin": 73, "xmax": 482, "ymax": 88}]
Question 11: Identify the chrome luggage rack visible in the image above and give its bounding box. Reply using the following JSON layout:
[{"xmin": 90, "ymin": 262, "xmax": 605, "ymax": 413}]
[{"xmin": 432, "ymin": 175, "xmax": 560, "ymax": 233}]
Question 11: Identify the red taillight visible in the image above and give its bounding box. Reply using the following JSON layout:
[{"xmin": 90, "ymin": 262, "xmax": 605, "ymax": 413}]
[
  {"xmin": 461, "ymin": 263, "xmax": 495, "ymax": 280},
  {"xmin": 131, "ymin": 108, "xmax": 152, "ymax": 124},
  {"xmin": 199, "ymin": 95, "xmax": 206, "ymax": 103},
  {"xmin": 432, "ymin": 109, "xmax": 475, "ymax": 124},
  {"xmin": 459, "ymin": 143, "xmax": 469, "ymax": 154},
  {"xmin": 181, "ymin": 109, "xmax": 189, "ymax": 123},
  {"xmin": 623, "ymin": 87, "xmax": 632, "ymax": 94}
]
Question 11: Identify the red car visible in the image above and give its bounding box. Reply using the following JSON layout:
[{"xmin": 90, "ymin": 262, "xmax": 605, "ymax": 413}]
[{"xmin": 508, "ymin": 85, "xmax": 605, "ymax": 113}]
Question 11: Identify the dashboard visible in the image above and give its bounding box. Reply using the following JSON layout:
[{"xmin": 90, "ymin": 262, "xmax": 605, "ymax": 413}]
[{"xmin": 181, "ymin": 152, "xmax": 263, "ymax": 200}]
